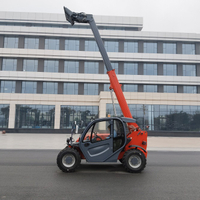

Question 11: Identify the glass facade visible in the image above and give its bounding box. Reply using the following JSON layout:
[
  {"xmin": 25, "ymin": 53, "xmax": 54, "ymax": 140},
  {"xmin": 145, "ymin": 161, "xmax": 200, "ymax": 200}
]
[
  {"xmin": 163, "ymin": 43, "xmax": 176, "ymax": 54},
  {"xmin": 23, "ymin": 59, "xmax": 38, "ymax": 72},
  {"xmin": 2, "ymin": 58, "xmax": 17, "ymax": 71},
  {"xmin": 183, "ymin": 65, "xmax": 196, "ymax": 76},
  {"xmin": 144, "ymin": 85, "xmax": 157, "ymax": 93},
  {"xmin": 65, "ymin": 39, "xmax": 79, "ymax": 51},
  {"xmin": 183, "ymin": 86, "xmax": 197, "ymax": 93},
  {"xmin": 124, "ymin": 63, "xmax": 138, "ymax": 75},
  {"xmin": 106, "ymin": 104, "xmax": 200, "ymax": 131},
  {"xmin": 15, "ymin": 104, "xmax": 55, "ymax": 128},
  {"xmin": 85, "ymin": 62, "xmax": 98, "ymax": 74},
  {"xmin": 124, "ymin": 84, "xmax": 138, "ymax": 92},
  {"xmin": 4, "ymin": 37, "xmax": 18, "ymax": 48},
  {"xmin": 44, "ymin": 60, "xmax": 59, "ymax": 73},
  {"xmin": 104, "ymin": 84, "xmax": 110, "ymax": 91},
  {"xmin": 22, "ymin": 81, "xmax": 37, "ymax": 94},
  {"xmin": 182, "ymin": 43, "xmax": 195, "ymax": 54},
  {"xmin": 143, "ymin": 63, "xmax": 157, "ymax": 75},
  {"xmin": 64, "ymin": 61, "xmax": 79, "ymax": 73},
  {"xmin": 1, "ymin": 81, "xmax": 15, "ymax": 93},
  {"xmin": 163, "ymin": 64, "xmax": 177, "ymax": 76},
  {"xmin": 124, "ymin": 41, "xmax": 138, "ymax": 53},
  {"xmin": 164, "ymin": 85, "xmax": 177, "ymax": 93},
  {"xmin": 63, "ymin": 83, "xmax": 78, "ymax": 95},
  {"xmin": 104, "ymin": 40, "xmax": 119, "ymax": 52},
  {"xmin": 84, "ymin": 83, "xmax": 98, "ymax": 95},
  {"xmin": 85, "ymin": 40, "xmax": 99, "ymax": 51},
  {"xmin": 24, "ymin": 38, "xmax": 39, "ymax": 49},
  {"xmin": 0, "ymin": 104, "xmax": 9, "ymax": 128},
  {"xmin": 43, "ymin": 82, "xmax": 58, "ymax": 94},
  {"xmin": 45, "ymin": 38, "xmax": 59, "ymax": 50},
  {"xmin": 60, "ymin": 105, "xmax": 99, "ymax": 129},
  {"xmin": 144, "ymin": 42, "xmax": 157, "ymax": 53}
]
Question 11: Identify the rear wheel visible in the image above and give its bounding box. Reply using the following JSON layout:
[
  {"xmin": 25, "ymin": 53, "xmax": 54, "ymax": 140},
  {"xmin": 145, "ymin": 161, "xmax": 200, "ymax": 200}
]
[
  {"xmin": 57, "ymin": 148, "xmax": 81, "ymax": 172},
  {"xmin": 122, "ymin": 149, "xmax": 146, "ymax": 173}
]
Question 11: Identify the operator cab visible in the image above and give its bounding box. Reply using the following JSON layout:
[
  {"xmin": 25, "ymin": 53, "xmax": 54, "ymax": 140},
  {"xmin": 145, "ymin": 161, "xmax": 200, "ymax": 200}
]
[{"xmin": 78, "ymin": 117, "xmax": 135, "ymax": 162}]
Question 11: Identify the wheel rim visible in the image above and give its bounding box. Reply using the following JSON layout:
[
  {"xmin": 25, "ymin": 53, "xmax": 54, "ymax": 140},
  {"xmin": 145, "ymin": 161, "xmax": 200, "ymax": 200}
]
[
  {"xmin": 128, "ymin": 154, "xmax": 142, "ymax": 169},
  {"xmin": 62, "ymin": 154, "xmax": 76, "ymax": 168}
]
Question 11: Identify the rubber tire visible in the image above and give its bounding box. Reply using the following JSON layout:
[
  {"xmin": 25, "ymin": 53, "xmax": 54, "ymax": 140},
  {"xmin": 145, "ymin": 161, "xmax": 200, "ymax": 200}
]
[
  {"xmin": 57, "ymin": 148, "xmax": 81, "ymax": 172},
  {"xmin": 122, "ymin": 149, "xmax": 146, "ymax": 173}
]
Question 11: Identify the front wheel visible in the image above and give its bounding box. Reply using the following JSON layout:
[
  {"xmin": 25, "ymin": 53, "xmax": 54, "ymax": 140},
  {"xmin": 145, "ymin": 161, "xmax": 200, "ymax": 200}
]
[
  {"xmin": 122, "ymin": 149, "xmax": 146, "ymax": 173},
  {"xmin": 57, "ymin": 148, "xmax": 81, "ymax": 172}
]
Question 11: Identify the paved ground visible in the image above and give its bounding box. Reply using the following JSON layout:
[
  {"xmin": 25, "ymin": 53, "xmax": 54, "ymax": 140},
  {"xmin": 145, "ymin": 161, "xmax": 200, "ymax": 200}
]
[
  {"xmin": 1, "ymin": 150, "xmax": 200, "ymax": 200},
  {"xmin": 1, "ymin": 133, "xmax": 200, "ymax": 151}
]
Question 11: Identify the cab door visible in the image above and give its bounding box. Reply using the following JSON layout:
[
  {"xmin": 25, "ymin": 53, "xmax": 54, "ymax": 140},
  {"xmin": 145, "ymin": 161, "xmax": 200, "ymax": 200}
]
[
  {"xmin": 79, "ymin": 119, "xmax": 113, "ymax": 162},
  {"xmin": 79, "ymin": 118, "xmax": 125, "ymax": 162}
]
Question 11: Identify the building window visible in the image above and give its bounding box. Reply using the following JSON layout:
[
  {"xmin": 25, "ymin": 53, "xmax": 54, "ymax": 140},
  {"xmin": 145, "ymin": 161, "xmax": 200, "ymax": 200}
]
[
  {"xmin": 143, "ymin": 63, "xmax": 157, "ymax": 75},
  {"xmin": 43, "ymin": 82, "xmax": 58, "ymax": 94},
  {"xmin": 183, "ymin": 86, "xmax": 197, "ymax": 93},
  {"xmin": 45, "ymin": 38, "xmax": 59, "ymax": 50},
  {"xmin": 85, "ymin": 62, "xmax": 99, "ymax": 74},
  {"xmin": 143, "ymin": 42, "xmax": 157, "ymax": 53},
  {"xmin": 63, "ymin": 83, "xmax": 78, "ymax": 95},
  {"xmin": 1, "ymin": 81, "xmax": 16, "ymax": 93},
  {"xmin": 85, "ymin": 40, "xmax": 99, "ymax": 51},
  {"xmin": 163, "ymin": 85, "xmax": 177, "ymax": 93},
  {"xmin": 163, "ymin": 43, "xmax": 176, "ymax": 54},
  {"xmin": 104, "ymin": 62, "xmax": 118, "ymax": 74},
  {"xmin": 15, "ymin": 104, "xmax": 55, "ymax": 128},
  {"xmin": 84, "ymin": 83, "xmax": 98, "ymax": 95},
  {"xmin": 124, "ymin": 84, "xmax": 138, "ymax": 92},
  {"xmin": 106, "ymin": 104, "xmax": 200, "ymax": 131},
  {"xmin": 22, "ymin": 81, "xmax": 37, "ymax": 94},
  {"xmin": 64, "ymin": 61, "xmax": 79, "ymax": 73},
  {"xmin": 44, "ymin": 60, "xmax": 59, "ymax": 73},
  {"xmin": 144, "ymin": 85, "xmax": 157, "ymax": 93},
  {"xmin": 183, "ymin": 65, "xmax": 196, "ymax": 76},
  {"xmin": 104, "ymin": 84, "xmax": 110, "ymax": 91},
  {"xmin": 23, "ymin": 59, "xmax": 38, "ymax": 72},
  {"xmin": 124, "ymin": 63, "xmax": 138, "ymax": 75},
  {"xmin": 60, "ymin": 105, "xmax": 98, "ymax": 129},
  {"xmin": 104, "ymin": 40, "xmax": 119, "ymax": 52},
  {"xmin": 0, "ymin": 104, "xmax": 9, "ymax": 128},
  {"xmin": 65, "ymin": 39, "xmax": 79, "ymax": 51},
  {"xmin": 24, "ymin": 38, "xmax": 39, "ymax": 49},
  {"xmin": 2, "ymin": 58, "xmax": 17, "ymax": 71},
  {"xmin": 163, "ymin": 64, "xmax": 177, "ymax": 76},
  {"xmin": 124, "ymin": 41, "xmax": 138, "ymax": 53},
  {"xmin": 4, "ymin": 37, "xmax": 18, "ymax": 48},
  {"xmin": 182, "ymin": 43, "xmax": 195, "ymax": 54}
]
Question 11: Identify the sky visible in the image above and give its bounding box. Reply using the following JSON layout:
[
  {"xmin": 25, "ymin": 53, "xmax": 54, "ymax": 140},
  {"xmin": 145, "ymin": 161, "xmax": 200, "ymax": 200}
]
[{"xmin": 1, "ymin": 0, "xmax": 200, "ymax": 33}]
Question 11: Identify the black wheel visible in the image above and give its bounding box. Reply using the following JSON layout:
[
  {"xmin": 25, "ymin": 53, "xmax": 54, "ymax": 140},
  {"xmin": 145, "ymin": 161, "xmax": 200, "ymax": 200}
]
[
  {"xmin": 122, "ymin": 149, "xmax": 146, "ymax": 173},
  {"xmin": 57, "ymin": 148, "xmax": 81, "ymax": 172}
]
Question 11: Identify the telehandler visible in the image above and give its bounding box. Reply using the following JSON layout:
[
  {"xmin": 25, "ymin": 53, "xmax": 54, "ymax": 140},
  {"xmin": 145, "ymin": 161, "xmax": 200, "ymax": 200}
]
[{"xmin": 57, "ymin": 7, "xmax": 148, "ymax": 173}]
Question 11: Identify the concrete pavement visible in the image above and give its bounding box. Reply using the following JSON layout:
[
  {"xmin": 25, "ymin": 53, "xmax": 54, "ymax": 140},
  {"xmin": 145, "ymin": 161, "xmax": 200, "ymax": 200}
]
[{"xmin": 0, "ymin": 133, "xmax": 200, "ymax": 151}]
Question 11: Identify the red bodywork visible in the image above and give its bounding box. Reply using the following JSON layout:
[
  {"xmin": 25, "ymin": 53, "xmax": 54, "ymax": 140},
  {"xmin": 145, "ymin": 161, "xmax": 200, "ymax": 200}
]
[{"xmin": 108, "ymin": 69, "xmax": 148, "ymax": 158}]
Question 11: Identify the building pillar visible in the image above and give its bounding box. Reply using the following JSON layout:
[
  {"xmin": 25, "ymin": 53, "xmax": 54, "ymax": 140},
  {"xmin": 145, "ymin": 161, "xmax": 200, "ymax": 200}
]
[
  {"xmin": 0, "ymin": 35, "xmax": 4, "ymax": 48},
  {"xmin": 59, "ymin": 38, "xmax": 65, "ymax": 50},
  {"xmin": 18, "ymin": 36, "xmax": 24, "ymax": 48},
  {"xmin": 99, "ymin": 61, "xmax": 104, "ymax": 74},
  {"xmin": 54, "ymin": 104, "xmax": 61, "ymax": 129},
  {"xmin": 138, "ymin": 63, "xmax": 143, "ymax": 75},
  {"xmin": 39, "ymin": 37, "xmax": 45, "ymax": 49},
  {"xmin": 138, "ymin": 41, "xmax": 143, "ymax": 53},
  {"xmin": 177, "ymin": 64, "xmax": 183, "ymax": 76},
  {"xmin": 79, "ymin": 39, "xmax": 85, "ymax": 51},
  {"xmin": 17, "ymin": 58, "xmax": 23, "ymax": 71},
  {"xmin": 157, "ymin": 63, "xmax": 163, "ymax": 75},
  {"xmin": 176, "ymin": 42, "xmax": 182, "ymax": 54},
  {"xmin": 59, "ymin": 60, "xmax": 64, "ymax": 73},
  {"xmin": 195, "ymin": 42, "xmax": 200, "ymax": 55},
  {"xmin": 119, "ymin": 40, "xmax": 124, "ymax": 52},
  {"xmin": 8, "ymin": 103, "xmax": 16, "ymax": 129},
  {"xmin": 157, "ymin": 42, "xmax": 163, "ymax": 54},
  {"xmin": 118, "ymin": 62, "xmax": 124, "ymax": 74},
  {"xmin": 196, "ymin": 64, "xmax": 200, "ymax": 76}
]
